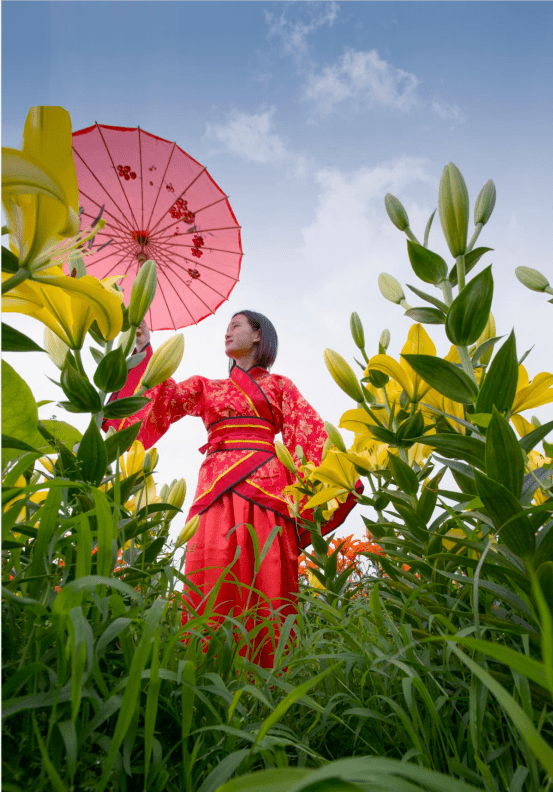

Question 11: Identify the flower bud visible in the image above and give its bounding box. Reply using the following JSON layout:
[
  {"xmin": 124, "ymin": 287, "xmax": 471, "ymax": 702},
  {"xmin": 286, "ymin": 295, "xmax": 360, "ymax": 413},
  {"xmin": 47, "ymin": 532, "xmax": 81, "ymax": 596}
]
[
  {"xmin": 44, "ymin": 327, "xmax": 69, "ymax": 369},
  {"xmin": 324, "ymin": 421, "xmax": 347, "ymax": 452},
  {"xmin": 167, "ymin": 478, "xmax": 186, "ymax": 510},
  {"xmin": 350, "ymin": 312, "xmax": 365, "ymax": 350},
  {"xmin": 384, "ymin": 193, "xmax": 410, "ymax": 231},
  {"xmin": 515, "ymin": 266, "xmax": 550, "ymax": 292},
  {"xmin": 474, "ymin": 180, "xmax": 496, "ymax": 226},
  {"xmin": 140, "ymin": 333, "xmax": 184, "ymax": 390},
  {"xmin": 176, "ymin": 514, "xmax": 200, "ymax": 547},
  {"xmin": 143, "ymin": 448, "xmax": 158, "ymax": 474},
  {"xmin": 379, "ymin": 329, "xmax": 391, "ymax": 352},
  {"xmin": 159, "ymin": 483, "xmax": 169, "ymax": 502},
  {"xmin": 128, "ymin": 260, "xmax": 157, "ymax": 327},
  {"xmin": 438, "ymin": 163, "xmax": 469, "ymax": 258},
  {"xmin": 324, "ymin": 349, "xmax": 365, "ymax": 403},
  {"xmin": 275, "ymin": 440, "xmax": 298, "ymax": 475},
  {"xmin": 378, "ymin": 273, "xmax": 405, "ymax": 305}
]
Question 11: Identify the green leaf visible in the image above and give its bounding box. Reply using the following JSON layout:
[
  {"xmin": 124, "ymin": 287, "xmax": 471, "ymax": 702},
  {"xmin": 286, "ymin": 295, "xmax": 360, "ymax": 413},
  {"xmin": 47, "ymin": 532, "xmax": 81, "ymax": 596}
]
[
  {"xmin": 367, "ymin": 425, "xmax": 397, "ymax": 445},
  {"xmin": 394, "ymin": 502, "xmax": 429, "ymax": 543},
  {"xmin": 404, "ymin": 307, "xmax": 446, "ymax": 324},
  {"xmin": 1, "ymin": 434, "xmax": 41, "ymax": 454},
  {"xmin": 470, "ymin": 336, "xmax": 503, "ymax": 366},
  {"xmin": 93, "ymin": 346, "xmax": 128, "ymax": 393},
  {"xmin": 2, "ymin": 360, "xmax": 47, "ymax": 466},
  {"xmin": 519, "ymin": 419, "xmax": 553, "ymax": 453},
  {"xmin": 446, "ymin": 265, "xmax": 494, "ymax": 345},
  {"xmin": 535, "ymin": 562, "xmax": 553, "ymax": 614},
  {"xmin": 535, "ymin": 523, "xmax": 553, "ymax": 568},
  {"xmin": 2, "ymin": 245, "xmax": 19, "ymax": 273},
  {"xmin": 423, "ymin": 208, "xmax": 436, "ymax": 248},
  {"xmin": 401, "ymin": 354, "xmax": 478, "ymax": 404},
  {"xmin": 406, "ymin": 284, "xmax": 448, "ymax": 312},
  {"xmin": 102, "ymin": 396, "xmax": 150, "ymax": 419},
  {"xmin": 449, "ymin": 644, "xmax": 553, "ymax": 779},
  {"xmin": 475, "ymin": 330, "xmax": 518, "ymax": 414},
  {"xmin": 60, "ymin": 362, "xmax": 102, "ymax": 413},
  {"xmin": 407, "ymin": 241, "xmax": 448, "ymax": 285},
  {"xmin": 396, "ymin": 411, "xmax": 425, "ymax": 446},
  {"xmin": 39, "ymin": 419, "xmax": 82, "ymax": 450},
  {"xmin": 474, "ymin": 469, "xmax": 535, "ymax": 558},
  {"xmin": 486, "ymin": 408, "xmax": 524, "ymax": 498},
  {"xmin": 416, "ymin": 434, "xmax": 486, "ymax": 470},
  {"xmin": 253, "ymin": 664, "xmax": 338, "ymax": 747},
  {"xmin": 449, "ymin": 247, "xmax": 493, "ymax": 286},
  {"xmin": 104, "ymin": 422, "xmax": 143, "ymax": 465},
  {"xmin": 387, "ymin": 453, "xmax": 419, "ymax": 496},
  {"xmin": 76, "ymin": 418, "xmax": 108, "ymax": 486},
  {"xmin": 1, "ymin": 323, "xmax": 44, "ymax": 352}
]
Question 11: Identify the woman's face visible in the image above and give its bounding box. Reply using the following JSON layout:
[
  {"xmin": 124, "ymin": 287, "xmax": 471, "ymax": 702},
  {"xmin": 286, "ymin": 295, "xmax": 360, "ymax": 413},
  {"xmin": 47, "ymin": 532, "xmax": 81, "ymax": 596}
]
[{"xmin": 224, "ymin": 314, "xmax": 260, "ymax": 359}]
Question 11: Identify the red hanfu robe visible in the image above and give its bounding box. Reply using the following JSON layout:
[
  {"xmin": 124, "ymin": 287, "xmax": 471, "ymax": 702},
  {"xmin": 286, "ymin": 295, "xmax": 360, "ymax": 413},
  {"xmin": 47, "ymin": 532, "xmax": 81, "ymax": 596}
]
[{"xmin": 104, "ymin": 362, "xmax": 360, "ymax": 666}]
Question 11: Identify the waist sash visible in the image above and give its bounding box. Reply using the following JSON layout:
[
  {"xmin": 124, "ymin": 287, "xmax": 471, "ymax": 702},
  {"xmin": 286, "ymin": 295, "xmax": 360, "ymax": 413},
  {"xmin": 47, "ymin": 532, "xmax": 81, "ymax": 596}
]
[{"xmin": 188, "ymin": 366, "xmax": 290, "ymax": 520}]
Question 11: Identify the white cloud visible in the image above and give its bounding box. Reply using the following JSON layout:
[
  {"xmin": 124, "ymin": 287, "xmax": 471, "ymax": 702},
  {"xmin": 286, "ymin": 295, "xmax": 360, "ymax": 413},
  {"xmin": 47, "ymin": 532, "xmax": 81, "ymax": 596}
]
[
  {"xmin": 204, "ymin": 108, "xmax": 308, "ymax": 177},
  {"xmin": 432, "ymin": 100, "xmax": 465, "ymax": 124},
  {"xmin": 265, "ymin": 1, "xmax": 339, "ymax": 59},
  {"xmin": 304, "ymin": 48, "xmax": 420, "ymax": 117}
]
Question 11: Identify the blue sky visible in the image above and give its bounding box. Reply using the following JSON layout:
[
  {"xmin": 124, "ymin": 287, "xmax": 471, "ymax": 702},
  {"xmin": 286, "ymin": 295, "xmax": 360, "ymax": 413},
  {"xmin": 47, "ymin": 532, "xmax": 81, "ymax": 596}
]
[{"xmin": 3, "ymin": 1, "xmax": 553, "ymax": 541}]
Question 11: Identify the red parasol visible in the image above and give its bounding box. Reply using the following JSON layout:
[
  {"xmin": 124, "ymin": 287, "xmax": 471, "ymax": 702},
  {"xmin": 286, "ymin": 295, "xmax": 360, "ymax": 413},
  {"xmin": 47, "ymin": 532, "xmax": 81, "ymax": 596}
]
[{"xmin": 71, "ymin": 124, "xmax": 242, "ymax": 330}]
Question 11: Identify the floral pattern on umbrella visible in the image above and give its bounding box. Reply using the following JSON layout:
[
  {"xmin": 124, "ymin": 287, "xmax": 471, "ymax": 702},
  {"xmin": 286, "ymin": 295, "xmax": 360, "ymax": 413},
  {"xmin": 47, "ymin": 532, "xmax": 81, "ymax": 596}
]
[{"xmin": 72, "ymin": 124, "xmax": 242, "ymax": 330}]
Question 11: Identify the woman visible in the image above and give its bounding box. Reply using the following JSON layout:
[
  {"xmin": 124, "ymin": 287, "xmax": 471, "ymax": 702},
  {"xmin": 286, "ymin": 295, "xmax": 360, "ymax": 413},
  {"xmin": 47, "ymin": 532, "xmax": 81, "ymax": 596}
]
[{"xmin": 104, "ymin": 311, "xmax": 359, "ymax": 666}]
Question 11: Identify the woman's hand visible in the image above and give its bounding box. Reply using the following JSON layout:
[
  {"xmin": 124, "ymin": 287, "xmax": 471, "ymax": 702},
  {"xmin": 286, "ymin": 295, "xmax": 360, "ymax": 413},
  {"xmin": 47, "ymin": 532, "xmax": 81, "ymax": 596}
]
[{"xmin": 136, "ymin": 320, "xmax": 151, "ymax": 352}]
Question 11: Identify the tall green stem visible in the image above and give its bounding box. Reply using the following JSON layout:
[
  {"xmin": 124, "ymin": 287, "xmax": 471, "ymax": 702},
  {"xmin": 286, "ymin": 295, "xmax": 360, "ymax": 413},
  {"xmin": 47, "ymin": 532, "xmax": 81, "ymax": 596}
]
[
  {"xmin": 467, "ymin": 223, "xmax": 483, "ymax": 254},
  {"xmin": 73, "ymin": 349, "xmax": 87, "ymax": 378},
  {"xmin": 455, "ymin": 255, "xmax": 466, "ymax": 291},
  {"xmin": 2, "ymin": 268, "xmax": 30, "ymax": 294},
  {"xmin": 440, "ymin": 279, "xmax": 454, "ymax": 307},
  {"xmin": 456, "ymin": 344, "xmax": 478, "ymax": 384}
]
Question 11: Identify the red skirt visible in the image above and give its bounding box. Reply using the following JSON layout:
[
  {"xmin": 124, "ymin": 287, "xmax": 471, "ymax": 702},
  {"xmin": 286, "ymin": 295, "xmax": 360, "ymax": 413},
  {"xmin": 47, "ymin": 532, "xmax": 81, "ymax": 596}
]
[{"xmin": 182, "ymin": 492, "xmax": 298, "ymax": 667}]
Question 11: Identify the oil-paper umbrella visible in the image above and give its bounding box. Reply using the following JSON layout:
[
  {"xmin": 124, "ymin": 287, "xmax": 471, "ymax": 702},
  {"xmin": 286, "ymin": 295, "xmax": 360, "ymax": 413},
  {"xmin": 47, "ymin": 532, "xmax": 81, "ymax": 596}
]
[{"xmin": 72, "ymin": 124, "xmax": 242, "ymax": 330}]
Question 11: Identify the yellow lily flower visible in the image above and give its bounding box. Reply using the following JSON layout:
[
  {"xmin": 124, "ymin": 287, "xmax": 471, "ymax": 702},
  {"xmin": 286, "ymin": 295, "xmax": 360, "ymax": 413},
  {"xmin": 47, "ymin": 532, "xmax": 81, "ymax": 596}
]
[
  {"xmin": 526, "ymin": 450, "xmax": 553, "ymax": 505},
  {"xmin": 310, "ymin": 449, "xmax": 358, "ymax": 491},
  {"xmin": 511, "ymin": 366, "xmax": 553, "ymax": 415},
  {"xmin": 2, "ymin": 107, "xmax": 80, "ymax": 270},
  {"xmin": 2, "ymin": 266, "xmax": 123, "ymax": 348},
  {"xmin": 366, "ymin": 324, "xmax": 436, "ymax": 403}
]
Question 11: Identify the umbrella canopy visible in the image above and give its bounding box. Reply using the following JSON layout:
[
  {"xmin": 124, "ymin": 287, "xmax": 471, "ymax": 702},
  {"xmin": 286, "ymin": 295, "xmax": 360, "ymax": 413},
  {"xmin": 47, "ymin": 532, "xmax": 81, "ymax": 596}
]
[{"xmin": 72, "ymin": 124, "xmax": 242, "ymax": 330}]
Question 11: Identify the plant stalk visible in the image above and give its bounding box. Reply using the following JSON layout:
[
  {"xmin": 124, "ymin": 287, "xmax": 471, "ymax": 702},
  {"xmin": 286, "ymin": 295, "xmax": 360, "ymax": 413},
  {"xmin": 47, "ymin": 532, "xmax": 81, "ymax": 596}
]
[{"xmin": 2, "ymin": 268, "xmax": 31, "ymax": 294}]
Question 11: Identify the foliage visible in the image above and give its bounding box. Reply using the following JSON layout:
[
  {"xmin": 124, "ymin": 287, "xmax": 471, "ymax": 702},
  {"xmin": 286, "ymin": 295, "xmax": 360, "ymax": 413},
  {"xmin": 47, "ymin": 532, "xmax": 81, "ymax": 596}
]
[{"xmin": 2, "ymin": 109, "xmax": 552, "ymax": 791}]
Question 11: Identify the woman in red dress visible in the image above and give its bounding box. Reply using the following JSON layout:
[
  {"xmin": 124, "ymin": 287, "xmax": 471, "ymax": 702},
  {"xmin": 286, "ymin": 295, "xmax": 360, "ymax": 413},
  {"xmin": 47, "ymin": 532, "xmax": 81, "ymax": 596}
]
[{"xmin": 104, "ymin": 311, "xmax": 359, "ymax": 666}]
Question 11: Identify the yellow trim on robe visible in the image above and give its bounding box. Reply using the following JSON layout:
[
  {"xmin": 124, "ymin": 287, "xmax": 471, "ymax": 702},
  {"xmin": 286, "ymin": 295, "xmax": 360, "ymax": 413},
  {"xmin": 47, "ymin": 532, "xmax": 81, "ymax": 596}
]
[
  {"xmin": 230, "ymin": 380, "xmax": 260, "ymax": 416},
  {"xmin": 194, "ymin": 452, "xmax": 257, "ymax": 502},
  {"xmin": 244, "ymin": 478, "xmax": 289, "ymax": 504},
  {"xmin": 210, "ymin": 423, "xmax": 273, "ymax": 433}
]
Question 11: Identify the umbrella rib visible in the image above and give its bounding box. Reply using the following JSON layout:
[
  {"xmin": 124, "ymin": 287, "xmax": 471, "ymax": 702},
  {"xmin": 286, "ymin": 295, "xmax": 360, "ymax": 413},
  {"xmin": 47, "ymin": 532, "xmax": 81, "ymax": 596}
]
[
  {"xmin": 160, "ymin": 256, "xmax": 232, "ymax": 303},
  {"xmin": 98, "ymin": 247, "xmax": 140, "ymax": 281},
  {"xmin": 154, "ymin": 253, "xmax": 217, "ymax": 324},
  {"xmin": 151, "ymin": 245, "xmax": 240, "ymax": 282},
  {"xmin": 138, "ymin": 127, "xmax": 145, "ymax": 234},
  {"xmin": 145, "ymin": 141, "xmax": 177, "ymax": 233},
  {"xmin": 73, "ymin": 164, "xmax": 136, "ymax": 236},
  {"xmin": 148, "ymin": 166, "xmax": 207, "ymax": 237},
  {"xmin": 191, "ymin": 194, "xmax": 231, "ymax": 216},
  {"xmin": 94, "ymin": 123, "xmax": 141, "ymax": 232},
  {"xmin": 154, "ymin": 270, "xmax": 189, "ymax": 328}
]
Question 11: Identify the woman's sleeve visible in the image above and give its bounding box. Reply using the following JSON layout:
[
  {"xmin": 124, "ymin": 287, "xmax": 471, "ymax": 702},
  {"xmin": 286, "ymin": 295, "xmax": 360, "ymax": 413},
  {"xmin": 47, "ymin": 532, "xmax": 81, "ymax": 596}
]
[
  {"xmin": 101, "ymin": 348, "xmax": 205, "ymax": 450},
  {"xmin": 280, "ymin": 378, "xmax": 327, "ymax": 467}
]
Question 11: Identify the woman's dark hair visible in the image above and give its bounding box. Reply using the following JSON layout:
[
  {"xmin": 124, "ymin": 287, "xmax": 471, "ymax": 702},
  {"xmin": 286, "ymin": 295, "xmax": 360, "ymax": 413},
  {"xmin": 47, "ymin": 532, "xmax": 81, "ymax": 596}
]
[{"xmin": 228, "ymin": 311, "xmax": 278, "ymax": 372}]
